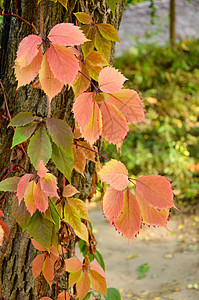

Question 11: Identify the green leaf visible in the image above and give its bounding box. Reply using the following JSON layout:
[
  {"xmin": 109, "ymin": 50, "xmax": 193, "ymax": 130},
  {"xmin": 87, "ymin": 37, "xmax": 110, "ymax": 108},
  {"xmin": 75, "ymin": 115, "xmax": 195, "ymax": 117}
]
[
  {"xmin": 105, "ymin": 0, "xmax": 122, "ymax": 15},
  {"xmin": 26, "ymin": 210, "xmax": 53, "ymax": 251},
  {"xmin": 8, "ymin": 112, "xmax": 37, "ymax": 127},
  {"xmin": 95, "ymin": 249, "xmax": 105, "ymax": 271},
  {"xmin": 96, "ymin": 23, "xmax": 120, "ymax": 42},
  {"xmin": 27, "ymin": 126, "xmax": 52, "ymax": 168},
  {"xmin": 51, "ymin": 141, "xmax": 73, "ymax": 183},
  {"xmin": 105, "ymin": 288, "xmax": 121, "ymax": 300},
  {"xmin": 45, "ymin": 118, "xmax": 73, "ymax": 156},
  {"xmin": 78, "ymin": 240, "xmax": 94, "ymax": 262},
  {"xmin": 64, "ymin": 201, "xmax": 82, "ymax": 233},
  {"xmin": 0, "ymin": 176, "xmax": 20, "ymax": 192},
  {"xmin": 51, "ymin": 223, "xmax": 59, "ymax": 251},
  {"xmin": 48, "ymin": 198, "xmax": 60, "ymax": 231},
  {"xmin": 12, "ymin": 198, "xmax": 31, "ymax": 231},
  {"xmin": 11, "ymin": 122, "xmax": 37, "ymax": 149},
  {"xmin": 94, "ymin": 28, "xmax": 111, "ymax": 61},
  {"xmin": 137, "ymin": 263, "xmax": 150, "ymax": 279}
]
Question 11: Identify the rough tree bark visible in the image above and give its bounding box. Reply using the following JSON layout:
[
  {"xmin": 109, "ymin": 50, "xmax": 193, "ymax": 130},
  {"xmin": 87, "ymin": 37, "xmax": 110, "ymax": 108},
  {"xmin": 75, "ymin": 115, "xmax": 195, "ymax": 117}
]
[{"xmin": 0, "ymin": 0, "xmax": 126, "ymax": 299}]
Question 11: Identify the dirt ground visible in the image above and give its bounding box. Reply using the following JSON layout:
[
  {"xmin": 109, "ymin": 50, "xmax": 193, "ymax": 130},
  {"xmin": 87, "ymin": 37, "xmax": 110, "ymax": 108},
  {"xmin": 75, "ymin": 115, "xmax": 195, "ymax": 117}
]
[{"xmin": 88, "ymin": 205, "xmax": 199, "ymax": 300}]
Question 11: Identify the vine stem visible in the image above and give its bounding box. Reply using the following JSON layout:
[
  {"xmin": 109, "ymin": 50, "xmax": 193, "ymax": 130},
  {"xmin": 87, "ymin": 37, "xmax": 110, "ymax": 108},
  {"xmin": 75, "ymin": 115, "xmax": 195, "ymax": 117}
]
[
  {"xmin": 73, "ymin": 141, "xmax": 110, "ymax": 161},
  {"xmin": 0, "ymin": 192, "xmax": 17, "ymax": 204},
  {"xmin": 78, "ymin": 70, "xmax": 99, "ymax": 93},
  {"xmin": 80, "ymin": 0, "xmax": 88, "ymax": 14},
  {"xmin": 0, "ymin": 164, "xmax": 29, "ymax": 179},
  {"xmin": 62, "ymin": 244, "xmax": 81, "ymax": 262},
  {"xmin": 0, "ymin": 14, "xmax": 33, "ymax": 27},
  {"xmin": 128, "ymin": 178, "xmax": 136, "ymax": 186}
]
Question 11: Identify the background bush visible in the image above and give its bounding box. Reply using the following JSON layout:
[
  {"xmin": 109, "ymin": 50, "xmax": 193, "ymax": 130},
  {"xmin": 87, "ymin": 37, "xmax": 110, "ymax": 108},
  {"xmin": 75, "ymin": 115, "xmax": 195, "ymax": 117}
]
[{"xmin": 104, "ymin": 40, "xmax": 199, "ymax": 206}]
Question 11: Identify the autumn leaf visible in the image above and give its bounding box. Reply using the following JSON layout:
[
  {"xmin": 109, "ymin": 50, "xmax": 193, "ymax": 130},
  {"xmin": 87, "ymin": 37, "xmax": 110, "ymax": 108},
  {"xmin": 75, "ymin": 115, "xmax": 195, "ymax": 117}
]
[
  {"xmin": 73, "ymin": 92, "xmax": 94, "ymax": 129},
  {"xmin": 17, "ymin": 174, "xmax": 33, "ymax": 202},
  {"xmin": 94, "ymin": 28, "xmax": 111, "ymax": 61},
  {"xmin": 98, "ymin": 159, "xmax": 129, "ymax": 191},
  {"xmin": 72, "ymin": 61, "xmax": 91, "ymax": 97},
  {"xmin": 96, "ymin": 23, "xmax": 120, "ymax": 42},
  {"xmin": 74, "ymin": 12, "xmax": 93, "ymax": 24},
  {"xmin": 76, "ymin": 270, "xmax": 91, "ymax": 300},
  {"xmin": 105, "ymin": 0, "xmax": 123, "ymax": 15},
  {"xmin": 89, "ymin": 268, "xmax": 107, "ymax": 296},
  {"xmin": 135, "ymin": 175, "xmax": 175, "ymax": 210},
  {"xmin": 37, "ymin": 160, "xmax": 48, "ymax": 178},
  {"xmin": 98, "ymin": 66, "xmax": 127, "ymax": 93},
  {"xmin": 0, "ymin": 176, "xmax": 20, "ymax": 192},
  {"xmin": 0, "ymin": 211, "xmax": 9, "ymax": 246},
  {"xmin": 24, "ymin": 180, "xmax": 37, "ymax": 215},
  {"xmin": 33, "ymin": 181, "xmax": 49, "ymax": 213},
  {"xmin": 65, "ymin": 257, "xmax": 82, "ymax": 273},
  {"xmin": 11, "ymin": 122, "xmax": 38, "ymax": 149},
  {"xmin": 8, "ymin": 112, "xmax": 37, "ymax": 127},
  {"xmin": 63, "ymin": 184, "xmax": 79, "ymax": 197},
  {"xmin": 103, "ymin": 187, "xmax": 124, "ymax": 223},
  {"xmin": 114, "ymin": 189, "xmax": 142, "ymax": 239},
  {"xmin": 40, "ymin": 173, "xmax": 59, "ymax": 199},
  {"xmin": 48, "ymin": 23, "xmax": 88, "ymax": 46}
]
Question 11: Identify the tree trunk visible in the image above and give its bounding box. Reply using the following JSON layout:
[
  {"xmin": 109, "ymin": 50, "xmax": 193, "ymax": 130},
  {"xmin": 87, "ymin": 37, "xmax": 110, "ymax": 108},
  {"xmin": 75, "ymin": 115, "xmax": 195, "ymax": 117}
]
[{"xmin": 0, "ymin": 0, "xmax": 126, "ymax": 299}]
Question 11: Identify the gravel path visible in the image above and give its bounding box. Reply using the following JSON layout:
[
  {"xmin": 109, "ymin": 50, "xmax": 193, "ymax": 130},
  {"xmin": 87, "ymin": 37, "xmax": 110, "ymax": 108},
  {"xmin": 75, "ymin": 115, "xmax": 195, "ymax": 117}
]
[{"xmin": 116, "ymin": 0, "xmax": 199, "ymax": 55}]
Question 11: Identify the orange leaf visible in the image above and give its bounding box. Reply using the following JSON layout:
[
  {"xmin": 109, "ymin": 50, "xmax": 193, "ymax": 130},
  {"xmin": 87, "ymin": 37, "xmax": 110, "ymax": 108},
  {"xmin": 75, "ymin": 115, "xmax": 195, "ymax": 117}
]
[
  {"xmin": 17, "ymin": 173, "xmax": 32, "ymax": 202},
  {"xmin": 40, "ymin": 173, "xmax": 59, "ymax": 198},
  {"xmin": 32, "ymin": 239, "xmax": 47, "ymax": 251},
  {"xmin": 37, "ymin": 160, "xmax": 49, "ymax": 178},
  {"xmin": 39, "ymin": 51, "xmax": 64, "ymax": 101},
  {"xmin": 40, "ymin": 298, "xmax": 52, "ymax": 300},
  {"xmin": 48, "ymin": 23, "xmax": 88, "ymax": 46},
  {"xmin": 73, "ymin": 92, "xmax": 94, "ymax": 129},
  {"xmin": 16, "ymin": 35, "xmax": 42, "ymax": 68},
  {"xmin": 57, "ymin": 292, "xmax": 71, "ymax": 300},
  {"xmin": 82, "ymin": 100, "xmax": 102, "ymax": 145},
  {"xmin": 73, "ymin": 144, "xmax": 87, "ymax": 175},
  {"xmin": 98, "ymin": 66, "xmax": 127, "ymax": 93},
  {"xmin": 107, "ymin": 89, "xmax": 146, "ymax": 124},
  {"xmin": 86, "ymin": 50, "xmax": 108, "ymax": 66},
  {"xmin": 46, "ymin": 44, "xmax": 80, "ymax": 85},
  {"xmin": 90, "ymin": 263, "xmax": 106, "ymax": 278},
  {"xmin": 24, "ymin": 180, "xmax": 37, "ymax": 215},
  {"xmin": 15, "ymin": 50, "xmax": 43, "ymax": 89},
  {"xmin": 43, "ymin": 254, "xmax": 58, "ymax": 286},
  {"xmin": 86, "ymin": 60, "xmax": 102, "ymax": 81},
  {"xmin": 135, "ymin": 175, "xmax": 176, "ymax": 210},
  {"xmin": 76, "ymin": 270, "xmax": 90, "ymax": 300},
  {"xmin": 63, "ymin": 184, "xmax": 79, "ymax": 197},
  {"xmin": 72, "ymin": 61, "xmax": 91, "ymax": 97},
  {"xmin": 0, "ymin": 220, "xmax": 9, "ymax": 246},
  {"xmin": 114, "ymin": 189, "xmax": 142, "ymax": 239},
  {"xmin": 100, "ymin": 100, "xmax": 129, "ymax": 145},
  {"xmin": 89, "ymin": 268, "xmax": 107, "ymax": 296},
  {"xmin": 98, "ymin": 159, "xmax": 129, "ymax": 191},
  {"xmin": 138, "ymin": 192, "xmax": 170, "ymax": 229},
  {"xmin": 32, "ymin": 253, "xmax": 45, "ymax": 279},
  {"xmin": 103, "ymin": 187, "xmax": 124, "ymax": 223},
  {"xmin": 33, "ymin": 181, "xmax": 49, "ymax": 213},
  {"xmin": 65, "ymin": 257, "xmax": 82, "ymax": 273}
]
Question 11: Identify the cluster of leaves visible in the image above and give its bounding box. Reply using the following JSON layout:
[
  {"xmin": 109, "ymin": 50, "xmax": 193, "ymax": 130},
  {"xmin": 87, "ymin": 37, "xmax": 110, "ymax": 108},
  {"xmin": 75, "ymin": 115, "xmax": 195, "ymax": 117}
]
[
  {"xmin": 0, "ymin": 4, "xmax": 178, "ymax": 300},
  {"xmin": 107, "ymin": 40, "xmax": 199, "ymax": 203}
]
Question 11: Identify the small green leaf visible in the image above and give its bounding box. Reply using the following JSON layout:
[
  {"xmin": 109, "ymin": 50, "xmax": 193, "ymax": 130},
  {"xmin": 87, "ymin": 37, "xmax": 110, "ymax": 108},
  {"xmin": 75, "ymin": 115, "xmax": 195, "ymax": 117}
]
[
  {"xmin": 8, "ymin": 112, "xmax": 36, "ymax": 127},
  {"xmin": 51, "ymin": 223, "xmax": 59, "ymax": 251},
  {"xmin": 0, "ymin": 176, "xmax": 20, "ymax": 192},
  {"xmin": 94, "ymin": 29, "xmax": 111, "ymax": 61},
  {"xmin": 45, "ymin": 118, "xmax": 73, "ymax": 156},
  {"xmin": 137, "ymin": 263, "xmax": 150, "ymax": 279},
  {"xmin": 49, "ymin": 198, "xmax": 60, "ymax": 231},
  {"xmin": 78, "ymin": 240, "xmax": 94, "ymax": 262},
  {"xmin": 105, "ymin": 0, "xmax": 122, "ymax": 15},
  {"xmin": 26, "ymin": 210, "xmax": 53, "ymax": 251},
  {"xmin": 11, "ymin": 122, "xmax": 37, "ymax": 148},
  {"xmin": 12, "ymin": 198, "xmax": 31, "ymax": 231},
  {"xmin": 95, "ymin": 249, "xmax": 105, "ymax": 271},
  {"xmin": 51, "ymin": 141, "xmax": 73, "ymax": 183},
  {"xmin": 105, "ymin": 287, "xmax": 121, "ymax": 300},
  {"xmin": 27, "ymin": 126, "xmax": 52, "ymax": 168}
]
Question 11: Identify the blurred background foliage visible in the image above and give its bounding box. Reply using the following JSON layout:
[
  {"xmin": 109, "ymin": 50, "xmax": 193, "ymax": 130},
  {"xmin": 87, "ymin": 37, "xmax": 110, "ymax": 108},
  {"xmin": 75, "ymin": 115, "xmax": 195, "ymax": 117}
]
[{"xmin": 103, "ymin": 40, "xmax": 199, "ymax": 206}]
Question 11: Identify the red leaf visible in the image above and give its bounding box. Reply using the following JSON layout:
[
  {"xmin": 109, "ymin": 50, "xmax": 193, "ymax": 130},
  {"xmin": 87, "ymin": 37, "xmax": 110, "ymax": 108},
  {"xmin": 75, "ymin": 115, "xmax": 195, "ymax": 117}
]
[
  {"xmin": 103, "ymin": 187, "xmax": 124, "ymax": 223},
  {"xmin": 73, "ymin": 92, "xmax": 93, "ymax": 128},
  {"xmin": 17, "ymin": 174, "xmax": 32, "ymax": 202},
  {"xmin": 82, "ymin": 100, "xmax": 102, "ymax": 145},
  {"xmin": 32, "ymin": 239, "xmax": 47, "ymax": 251},
  {"xmin": 107, "ymin": 89, "xmax": 146, "ymax": 124},
  {"xmin": 40, "ymin": 174, "xmax": 59, "ymax": 198},
  {"xmin": 90, "ymin": 263, "xmax": 106, "ymax": 278},
  {"xmin": 32, "ymin": 253, "xmax": 45, "ymax": 279},
  {"xmin": 98, "ymin": 66, "xmax": 127, "ymax": 93},
  {"xmin": 98, "ymin": 159, "xmax": 129, "ymax": 191},
  {"xmin": 0, "ymin": 210, "xmax": 4, "ymax": 218},
  {"xmin": 16, "ymin": 35, "xmax": 42, "ymax": 68},
  {"xmin": 39, "ymin": 51, "xmax": 64, "ymax": 101},
  {"xmin": 89, "ymin": 269, "xmax": 107, "ymax": 296},
  {"xmin": 63, "ymin": 184, "xmax": 79, "ymax": 197},
  {"xmin": 114, "ymin": 189, "xmax": 142, "ymax": 239},
  {"xmin": 37, "ymin": 160, "xmax": 49, "ymax": 178},
  {"xmin": 65, "ymin": 257, "xmax": 82, "ymax": 273},
  {"xmin": 135, "ymin": 175, "xmax": 175, "ymax": 210},
  {"xmin": 43, "ymin": 254, "xmax": 57, "ymax": 286},
  {"xmin": 100, "ymin": 100, "xmax": 128, "ymax": 145},
  {"xmin": 33, "ymin": 181, "xmax": 49, "ymax": 213},
  {"xmin": 48, "ymin": 23, "xmax": 88, "ymax": 46},
  {"xmin": 46, "ymin": 44, "xmax": 80, "ymax": 85},
  {"xmin": 73, "ymin": 144, "xmax": 87, "ymax": 175},
  {"xmin": 76, "ymin": 270, "xmax": 90, "ymax": 300}
]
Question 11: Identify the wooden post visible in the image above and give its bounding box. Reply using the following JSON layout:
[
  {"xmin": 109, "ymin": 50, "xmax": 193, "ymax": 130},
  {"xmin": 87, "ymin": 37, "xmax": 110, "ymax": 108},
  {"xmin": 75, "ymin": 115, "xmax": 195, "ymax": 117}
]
[{"xmin": 170, "ymin": 0, "xmax": 176, "ymax": 47}]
